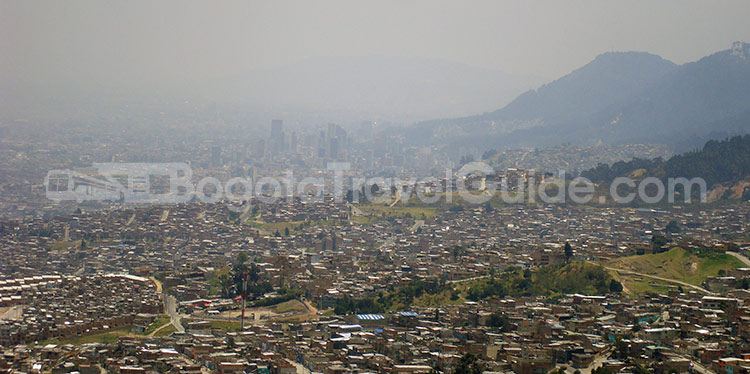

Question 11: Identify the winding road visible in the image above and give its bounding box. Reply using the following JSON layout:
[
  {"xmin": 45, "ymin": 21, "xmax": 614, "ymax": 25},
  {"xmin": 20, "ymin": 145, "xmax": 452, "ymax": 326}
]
[
  {"xmin": 727, "ymin": 251, "xmax": 750, "ymax": 267},
  {"xmin": 603, "ymin": 266, "xmax": 713, "ymax": 294}
]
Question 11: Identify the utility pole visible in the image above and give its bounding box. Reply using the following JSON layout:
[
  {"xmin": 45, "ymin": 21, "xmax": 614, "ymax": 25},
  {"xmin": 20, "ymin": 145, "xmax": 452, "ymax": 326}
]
[{"xmin": 241, "ymin": 270, "xmax": 248, "ymax": 330}]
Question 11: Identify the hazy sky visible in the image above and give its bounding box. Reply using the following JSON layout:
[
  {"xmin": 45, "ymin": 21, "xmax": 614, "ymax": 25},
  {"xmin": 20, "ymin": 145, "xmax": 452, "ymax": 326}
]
[{"xmin": 2, "ymin": 0, "xmax": 750, "ymax": 112}]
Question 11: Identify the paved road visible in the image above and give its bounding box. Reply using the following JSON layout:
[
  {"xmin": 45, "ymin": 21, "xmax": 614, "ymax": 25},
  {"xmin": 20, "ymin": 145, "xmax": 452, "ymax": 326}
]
[
  {"xmin": 389, "ymin": 189, "xmax": 402, "ymax": 207},
  {"xmin": 409, "ymin": 220, "xmax": 424, "ymax": 233},
  {"xmin": 238, "ymin": 203, "xmax": 253, "ymax": 223},
  {"xmin": 164, "ymin": 294, "xmax": 185, "ymax": 333},
  {"xmin": 0, "ymin": 305, "xmax": 23, "ymax": 321},
  {"xmin": 150, "ymin": 277, "xmax": 163, "ymax": 293},
  {"xmin": 580, "ymin": 349, "xmax": 612, "ymax": 374},
  {"xmin": 148, "ymin": 318, "xmax": 173, "ymax": 337},
  {"xmin": 690, "ymin": 359, "xmax": 717, "ymax": 374},
  {"xmin": 286, "ymin": 358, "xmax": 312, "ymax": 374},
  {"xmin": 160, "ymin": 209, "xmax": 169, "ymax": 222},
  {"xmin": 349, "ymin": 204, "xmax": 364, "ymax": 217},
  {"xmin": 448, "ymin": 274, "xmax": 490, "ymax": 284},
  {"xmin": 378, "ymin": 237, "xmax": 395, "ymax": 250},
  {"xmin": 603, "ymin": 266, "xmax": 713, "ymax": 294},
  {"xmin": 727, "ymin": 251, "xmax": 750, "ymax": 267}
]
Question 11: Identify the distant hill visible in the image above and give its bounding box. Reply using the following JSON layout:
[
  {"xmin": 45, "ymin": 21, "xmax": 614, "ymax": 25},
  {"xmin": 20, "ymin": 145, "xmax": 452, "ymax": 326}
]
[
  {"xmin": 488, "ymin": 51, "xmax": 677, "ymax": 124},
  {"xmin": 585, "ymin": 41, "xmax": 750, "ymax": 145},
  {"xmin": 1, "ymin": 56, "xmax": 546, "ymax": 124},
  {"xmin": 211, "ymin": 56, "xmax": 546, "ymax": 122},
  {"xmin": 408, "ymin": 42, "xmax": 750, "ymax": 150}
]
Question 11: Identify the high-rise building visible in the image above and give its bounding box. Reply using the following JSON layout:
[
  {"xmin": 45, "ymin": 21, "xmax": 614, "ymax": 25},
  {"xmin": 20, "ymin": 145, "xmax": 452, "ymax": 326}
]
[
  {"xmin": 327, "ymin": 123, "xmax": 346, "ymax": 140},
  {"xmin": 317, "ymin": 130, "xmax": 327, "ymax": 158},
  {"xmin": 329, "ymin": 137, "xmax": 339, "ymax": 160},
  {"xmin": 271, "ymin": 119, "xmax": 283, "ymax": 140},
  {"xmin": 270, "ymin": 119, "xmax": 284, "ymax": 154}
]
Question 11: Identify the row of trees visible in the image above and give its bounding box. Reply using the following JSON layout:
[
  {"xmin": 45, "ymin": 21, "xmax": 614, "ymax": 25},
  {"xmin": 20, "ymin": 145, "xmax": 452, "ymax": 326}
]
[
  {"xmin": 333, "ymin": 278, "xmax": 452, "ymax": 315},
  {"xmin": 218, "ymin": 253, "xmax": 268, "ymax": 299},
  {"xmin": 581, "ymin": 157, "xmax": 663, "ymax": 183},
  {"xmin": 581, "ymin": 135, "xmax": 750, "ymax": 194},
  {"xmin": 466, "ymin": 261, "xmax": 622, "ymax": 300}
]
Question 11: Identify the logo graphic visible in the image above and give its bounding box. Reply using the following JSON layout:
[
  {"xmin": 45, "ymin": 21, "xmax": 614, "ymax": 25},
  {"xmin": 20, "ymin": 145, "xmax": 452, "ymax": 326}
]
[{"xmin": 44, "ymin": 163, "xmax": 194, "ymax": 203}]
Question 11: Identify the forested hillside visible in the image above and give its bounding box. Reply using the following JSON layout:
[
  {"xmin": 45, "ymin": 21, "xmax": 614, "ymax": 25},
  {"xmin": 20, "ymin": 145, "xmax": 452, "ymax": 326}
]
[{"xmin": 581, "ymin": 135, "xmax": 750, "ymax": 189}]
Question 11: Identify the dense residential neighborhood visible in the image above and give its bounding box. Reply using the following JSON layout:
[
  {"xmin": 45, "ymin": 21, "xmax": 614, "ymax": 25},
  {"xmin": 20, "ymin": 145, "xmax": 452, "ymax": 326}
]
[{"xmin": 2, "ymin": 189, "xmax": 750, "ymax": 373}]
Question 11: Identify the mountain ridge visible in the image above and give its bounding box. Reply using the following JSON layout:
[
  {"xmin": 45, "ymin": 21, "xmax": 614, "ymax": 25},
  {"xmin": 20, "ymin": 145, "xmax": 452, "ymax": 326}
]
[{"xmin": 409, "ymin": 42, "xmax": 750, "ymax": 150}]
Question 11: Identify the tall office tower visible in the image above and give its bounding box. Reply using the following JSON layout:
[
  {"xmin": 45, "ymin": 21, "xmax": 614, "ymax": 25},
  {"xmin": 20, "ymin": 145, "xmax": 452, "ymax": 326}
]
[
  {"xmin": 327, "ymin": 123, "xmax": 336, "ymax": 140},
  {"xmin": 271, "ymin": 119, "xmax": 283, "ymax": 140},
  {"xmin": 329, "ymin": 137, "xmax": 339, "ymax": 160},
  {"xmin": 335, "ymin": 126, "xmax": 347, "ymax": 153},
  {"xmin": 271, "ymin": 119, "xmax": 284, "ymax": 154},
  {"xmin": 317, "ymin": 130, "xmax": 327, "ymax": 158}
]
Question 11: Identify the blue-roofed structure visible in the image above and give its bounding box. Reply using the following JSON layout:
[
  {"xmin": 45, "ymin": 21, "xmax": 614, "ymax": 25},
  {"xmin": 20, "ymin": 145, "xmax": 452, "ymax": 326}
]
[{"xmin": 356, "ymin": 314, "xmax": 385, "ymax": 320}]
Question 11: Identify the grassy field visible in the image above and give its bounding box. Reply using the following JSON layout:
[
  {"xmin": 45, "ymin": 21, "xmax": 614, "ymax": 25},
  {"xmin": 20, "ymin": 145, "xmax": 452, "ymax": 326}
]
[
  {"xmin": 273, "ymin": 299, "xmax": 307, "ymax": 314},
  {"xmin": 605, "ymin": 247, "xmax": 743, "ymax": 286},
  {"xmin": 609, "ymin": 271, "xmax": 677, "ymax": 294},
  {"xmin": 352, "ymin": 203, "xmax": 438, "ymax": 224},
  {"xmin": 143, "ymin": 315, "xmax": 171, "ymax": 335},
  {"xmin": 50, "ymin": 240, "xmax": 81, "ymax": 251},
  {"xmin": 246, "ymin": 219, "xmax": 345, "ymax": 235},
  {"xmin": 412, "ymin": 288, "xmax": 465, "ymax": 308},
  {"xmin": 39, "ymin": 328, "xmax": 132, "ymax": 346},
  {"xmin": 35, "ymin": 316, "xmax": 178, "ymax": 346},
  {"xmin": 153, "ymin": 324, "xmax": 176, "ymax": 337},
  {"xmin": 626, "ymin": 278, "xmax": 677, "ymax": 294},
  {"xmin": 209, "ymin": 320, "xmax": 242, "ymax": 332}
]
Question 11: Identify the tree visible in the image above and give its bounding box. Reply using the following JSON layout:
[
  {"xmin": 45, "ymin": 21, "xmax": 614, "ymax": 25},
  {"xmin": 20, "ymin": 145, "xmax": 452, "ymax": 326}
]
[
  {"xmin": 632, "ymin": 364, "xmax": 650, "ymax": 374},
  {"xmin": 455, "ymin": 353, "xmax": 484, "ymax": 374},
  {"xmin": 665, "ymin": 220, "xmax": 681, "ymax": 234},
  {"xmin": 486, "ymin": 312, "xmax": 511, "ymax": 332},
  {"xmin": 219, "ymin": 272, "xmax": 234, "ymax": 298},
  {"xmin": 284, "ymin": 227, "xmax": 290, "ymax": 236},
  {"xmin": 564, "ymin": 242, "xmax": 574, "ymax": 261},
  {"xmin": 632, "ymin": 322, "xmax": 642, "ymax": 333},
  {"xmin": 609, "ymin": 279, "xmax": 624, "ymax": 293},
  {"xmin": 615, "ymin": 338, "xmax": 629, "ymax": 359},
  {"xmin": 236, "ymin": 252, "xmax": 248, "ymax": 266},
  {"xmin": 222, "ymin": 253, "xmax": 263, "ymax": 299},
  {"xmin": 651, "ymin": 235, "xmax": 669, "ymax": 254},
  {"xmin": 451, "ymin": 245, "xmax": 464, "ymax": 259}
]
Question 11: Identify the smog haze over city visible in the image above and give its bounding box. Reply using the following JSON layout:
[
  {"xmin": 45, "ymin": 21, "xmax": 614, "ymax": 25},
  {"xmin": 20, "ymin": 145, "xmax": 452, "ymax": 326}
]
[{"xmin": 3, "ymin": 2, "xmax": 750, "ymax": 373}]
